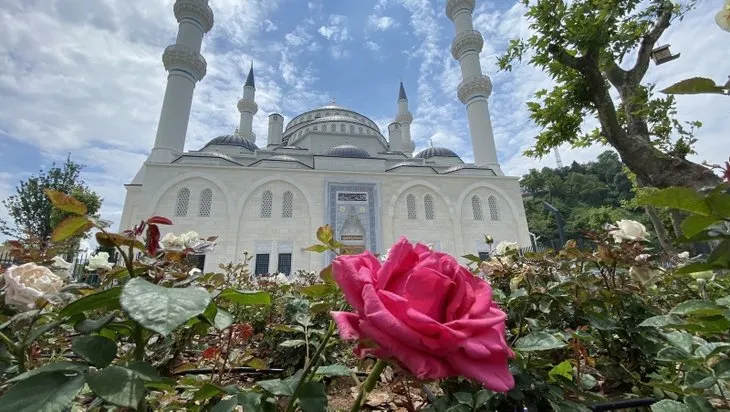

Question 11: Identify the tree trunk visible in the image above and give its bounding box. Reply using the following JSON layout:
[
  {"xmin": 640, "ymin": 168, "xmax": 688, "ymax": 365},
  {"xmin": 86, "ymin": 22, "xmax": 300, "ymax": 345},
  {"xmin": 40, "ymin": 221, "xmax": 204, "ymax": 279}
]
[{"xmin": 644, "ymin": 204, "xmax": 676, "ymax": 254}]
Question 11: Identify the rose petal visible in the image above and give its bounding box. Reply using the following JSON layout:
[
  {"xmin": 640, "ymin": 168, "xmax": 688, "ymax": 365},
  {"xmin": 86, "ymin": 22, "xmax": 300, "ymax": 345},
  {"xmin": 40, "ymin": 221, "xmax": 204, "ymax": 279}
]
[
  {"xmin": 449, "ymin": 349, "xmax": 515, "ymax": 392},
  {"xmin": 332, "ymin": 254, "xmax": 379, "ymax": 312},
  {"xmin": 377, "ymin": 237, "xmax": 419, "ymax": 293},
  {"xmin": 331, "ymin": 311, "xmax": 363, "ymax": 340},
  {"xmin": 404, "ymin": 267, "xmax": 454, "ymax": 322}
]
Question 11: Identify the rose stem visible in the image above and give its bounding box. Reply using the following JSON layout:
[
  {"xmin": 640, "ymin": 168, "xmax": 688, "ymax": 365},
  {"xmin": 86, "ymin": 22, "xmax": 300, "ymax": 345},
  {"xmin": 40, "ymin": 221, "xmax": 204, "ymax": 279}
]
[{"xmin": 350, "ymin": 359, "xmax": 388, "ymax": 412}]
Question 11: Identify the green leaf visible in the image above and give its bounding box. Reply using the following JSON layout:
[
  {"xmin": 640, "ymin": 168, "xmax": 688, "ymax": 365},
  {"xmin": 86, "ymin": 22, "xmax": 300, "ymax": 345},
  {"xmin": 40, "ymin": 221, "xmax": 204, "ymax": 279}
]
[
  {"xmin": 25, "ymin": 320, "xmax": 64, "ymax": 345},
  {"xmin": 8, "ymin": 361, "xmax": 88, "ymax": 383},
  {"xmin": 681, "ymin": 215, "xmax": 721, "ymax": 238},
  {"xmin": 713, "ymin": 359, "xmax": 730, "ymax": 379},
  {"xmin": 193, "ymin": 383, "xmax": 225, "ymax": 401},
  {"xmin": 319, "ymin": 264, "xmax": 334, "ymax": 284},
  {"xmin": 257, "ymin": 370, "xmax": 302, "ymax": 396},
  {"xmin": 315, "ymin": 364, "xmax": 352, "ymax": 377},
  {"xmin": 120, "ymin": 277, "xmax": 211, "ymax": 336},
  {"xmin": 706, "ymin": 192, "xmax": 730, "ymax": 219},
  {"xmin": 95, "ymin": 232, "xmax": 145, "ymax": 251},
  {"xmin": 474, "ymin": 390, "xmax": 494, "ymax": 409},
  {"xmin": 514, "ymin": 331, "xmax": 566, "ymax": 352},
  {"xmin": 87, "ymin": 365, "xmax": 145, "ymax": 409},
  {"xmin": 45, "ymin": 189, "xmax": 88, "ymax": 215},
  {"xmin": 588, "ymin": 313, "xmax": 618, "ymax": 330},
  {"xmin": 683, "ymin": 396, "xmax": 714, "ymax": 412},
  {"xmin": 211, "ymin": 397, "xmax": 238, "ymax": 412},
  {"xmin": 548, "ymin": 360, "xmax": 573, "ymax": 382},
  {"xmin": 657, "ymin": 347, "xmax": 695, "ymax": 362},
  {"xmin": 0, "ymin": 372, "xmax": 85, "ymax": 412},
  {"xmin": 298, "ymin": 381, "xmax": 327, "ymax": 412},
  {"xmin": 462, "ymin": 254, "xmax": 483, "ymax": 263},
  {"xmin": 75, "ymin": 313, "xmax": 117, "ymax": 333},
  {"xmin": 122, "ymin": 361, "xmax": 164, "ymax": 382},
  {"xmin": 662, "ymin": 331, "xmax": 694, "ymax": 354},
  {"xmin": 72, "ymin": 335, "xmax": 117, "ymax": 368},
  {"xmin": 708, "ymin": 239, "xmax": 730, "ymax": 267},
  {"xmin": 650, "ymin": 399, "xmax": 692, "ymax": 412},
  {"xmin": 280, "ymin": 339, "xmax": 306, "ymax": 348},
  {"xmin": 454, "ymin": 392, "xmax": 474, "ymax": 406},
  {"xmin": 297, "ymin": 284, "xmax": 336, "ymax": 298},
  {"xmin": 690, "ymin": 315, "xmax": 730, "ymax": 333},
  {"xmin": 579, "ymin": 374, "xmax": 597, "ymax": 390},
  {"xmin": 59, "ymin": 286, "xmax": 122, "ymax": 318},
  {"xmin": 213, "ymin": 308, "xmax": 234, "ymax": 330},
  {"xmin": 639, "ymin": 187, "xmax": 710, "ymax": 216},
  {"xmin": 237, "ymin": 391, "xmax": 264, "ymax": 411},
  {"xmin": 217, "ymin": 288, "xmax": 271, "ymax": 306},
  {"xmin": 671, "ymin": 300, "xmax": 726, "ymax": 317},
  {"xmin": 675, "ymin": 262, "xmax": 723, "ymax": 275},
  {"xmin": 305, "ymin": 244, "xmax": 329, "ymax": 253},
  {"xmin": 717, "ymin": 296, "xmax": 730, "ymax": 307},
  {"xmin": 660, "ymin": 77, "xmax": 727, "ymax": 95},
  {"xmin": 695, "ymin": 342, "xmax": 730, "ymax": 359},
  {"xmin": 52, "ymin": 216, "xmax": 92, "ymax": 242}
]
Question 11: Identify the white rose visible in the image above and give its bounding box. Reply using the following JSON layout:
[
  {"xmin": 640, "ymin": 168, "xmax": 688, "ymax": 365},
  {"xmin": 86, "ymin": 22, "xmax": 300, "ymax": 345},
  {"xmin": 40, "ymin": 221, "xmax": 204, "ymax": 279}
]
[
  {"xmin": 635, "ymin": 254, "xmax": 651, "ymax": 262},
  {"xmin": 677, "ymin": 251, "xmax": 690, "ymax": 260},
  {"xmin": 495, "ymin": 241, "xmax": 519, "ymax": 256},
  {"xmin": 86, "ymin": 252, "xmax": 113, "ymax": 271},
  {"xmin": 479, "ymin": 259, "xmax": 502, "ymax": 277},
  {"xmin": 160, "ymin": 231, "xmax": 201, "ymax": 251},
  {"xmin": 180, "ymin": 231, "xmax": 200, "ymax": 247},
  {"xmin": 188, "ymin": 268, "xmax": 202, "ymax": 277},
  {"xmin": 629, "ymin": 266, "xmax": 663, "ymax": 285},
  {"xmin": 50, "ymin": 256, "xmax": 73, "ymax": 279},
  {"xmin": 716, "ymin": 1, "xmax": 730, "ymax": 32},
  {"xmin": 274, "ymin": 273, "xmax": 291, "ymax": 284},
  {"xmin": 3, "ymin": 263, "xmax": 64, "ymax": 309},
  {"xmin": 609, "ymin": 220, "xmax": 649, "ymax": 243}
]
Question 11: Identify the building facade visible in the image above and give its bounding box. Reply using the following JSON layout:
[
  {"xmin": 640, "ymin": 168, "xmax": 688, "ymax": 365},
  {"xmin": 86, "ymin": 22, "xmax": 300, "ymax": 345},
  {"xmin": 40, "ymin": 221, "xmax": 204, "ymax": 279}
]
[{"xmin": 120, "ymin": 0, "xmax": 531, "ymax": 274}]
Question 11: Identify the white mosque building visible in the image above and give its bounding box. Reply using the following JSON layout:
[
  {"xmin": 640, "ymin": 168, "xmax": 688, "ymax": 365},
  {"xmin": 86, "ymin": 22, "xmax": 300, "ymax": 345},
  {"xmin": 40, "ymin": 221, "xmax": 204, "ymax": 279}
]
[{"xmin": 120, "ymin": 0, "xmax": 531, "ymax": 275}]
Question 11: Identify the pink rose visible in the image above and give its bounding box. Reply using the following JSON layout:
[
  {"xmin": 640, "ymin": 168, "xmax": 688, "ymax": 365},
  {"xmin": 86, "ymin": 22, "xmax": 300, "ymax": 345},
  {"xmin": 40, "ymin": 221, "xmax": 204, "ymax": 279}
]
[{"xmin": 330, "ymin": 237, "xmax": 514, "ymax": 392}]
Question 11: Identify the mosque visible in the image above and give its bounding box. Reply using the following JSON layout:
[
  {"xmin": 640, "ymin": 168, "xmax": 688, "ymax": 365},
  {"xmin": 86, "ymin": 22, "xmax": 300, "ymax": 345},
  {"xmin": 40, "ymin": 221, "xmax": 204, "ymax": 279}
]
[{"xmin": 120, "ymin": 0, "xmax": 531, "ymax": 275}]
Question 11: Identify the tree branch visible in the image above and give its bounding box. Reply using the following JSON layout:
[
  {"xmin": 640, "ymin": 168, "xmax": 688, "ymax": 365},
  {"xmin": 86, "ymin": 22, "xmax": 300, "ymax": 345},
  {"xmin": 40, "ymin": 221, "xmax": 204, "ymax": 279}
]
[
  {"xmin": 629, "ymin": 1, "xmax": 673, "ymax": 82},
  {"xmin": 604, "ymin": 59, "xmax": 628, "ymax": 89},
  {"xmin": 547, "ymin": 44, "xmax": 584, "ymax": 71}
]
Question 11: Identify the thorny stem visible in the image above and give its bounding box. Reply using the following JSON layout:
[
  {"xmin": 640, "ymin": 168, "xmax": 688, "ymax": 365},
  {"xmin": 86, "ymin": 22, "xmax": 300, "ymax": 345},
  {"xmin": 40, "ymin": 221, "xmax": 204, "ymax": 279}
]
[
  {"xmin": 350, "ymin": 359, "xmax": 388, "ymax": 412},
  {"xmin": 716, "ymin": 381, "xmax": 730, "ymax": 409},
  {"xmin": 284, "ymin": 320, "xmax": 337, "ymax": 412},
  {"xmin": 133, "ymin": 323, "xmax": 146, "ymax": 361}
]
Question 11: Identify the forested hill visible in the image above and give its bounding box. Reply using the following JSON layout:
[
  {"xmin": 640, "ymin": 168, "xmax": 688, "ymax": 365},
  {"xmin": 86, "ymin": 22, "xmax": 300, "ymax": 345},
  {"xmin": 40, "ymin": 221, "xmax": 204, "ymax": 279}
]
[{"xmin": 520, "ymin": 151, "xmax": 648, "ymax": 243}]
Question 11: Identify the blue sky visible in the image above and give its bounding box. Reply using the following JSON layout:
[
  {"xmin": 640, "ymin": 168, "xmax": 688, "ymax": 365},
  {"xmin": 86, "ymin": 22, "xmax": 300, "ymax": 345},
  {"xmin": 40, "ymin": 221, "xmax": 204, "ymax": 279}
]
[{"xmin": 0, "ymin": 0, "xmax": 728, "ymax": 239}]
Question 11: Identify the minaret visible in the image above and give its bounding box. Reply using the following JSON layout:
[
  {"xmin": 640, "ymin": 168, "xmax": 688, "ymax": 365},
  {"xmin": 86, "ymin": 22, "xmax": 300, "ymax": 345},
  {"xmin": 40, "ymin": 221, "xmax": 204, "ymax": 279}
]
[
  {"xmin": 446, "ymin": 0, "xmax": 502, "ymax": 174},
  {"xmin": 395, "ymin": 82, "xmax": 415, "ymax": 156},
  {"xmin": 149, "ymin": 0, "xmax": 214, "ymax": 163},
  {"xmin": 236, "ymin": 64, "xmax": 258, "ymax": 141}
]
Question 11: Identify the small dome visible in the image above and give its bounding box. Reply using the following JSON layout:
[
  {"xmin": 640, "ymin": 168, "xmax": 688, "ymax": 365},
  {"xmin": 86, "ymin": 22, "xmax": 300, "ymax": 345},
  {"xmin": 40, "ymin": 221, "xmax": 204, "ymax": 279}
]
[
  {"xmin": 414, "ymin": 147, "xmax": 460, "ymax": 159},
  {"xmin": 322, "ymin": 144, "xmax": 372, "ymax": 158},
  {"xmin": 203, "ymin": 135, "xmax": 258, "ymax": 152},
  {"xmin": 268, "ymin": 155, "xmax": 299, "ymax": 161}
]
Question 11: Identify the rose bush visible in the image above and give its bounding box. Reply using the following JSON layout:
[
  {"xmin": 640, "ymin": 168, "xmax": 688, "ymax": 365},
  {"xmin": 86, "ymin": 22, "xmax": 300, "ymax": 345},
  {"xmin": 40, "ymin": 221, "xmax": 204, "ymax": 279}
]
[
  {"xmin": 85, "ymin": 251, "xmax": 113, "ymax": 271},
  {"xmin": 3, "ymin": 263, "xmax": 64, "ymax": 309},
  {"xmin": 608, "ymin": 219, "xmax": 649, "ymax": 242},
  {"xmin": 330, "ymin": 237, "xmax": 515, "ymax": 392}
]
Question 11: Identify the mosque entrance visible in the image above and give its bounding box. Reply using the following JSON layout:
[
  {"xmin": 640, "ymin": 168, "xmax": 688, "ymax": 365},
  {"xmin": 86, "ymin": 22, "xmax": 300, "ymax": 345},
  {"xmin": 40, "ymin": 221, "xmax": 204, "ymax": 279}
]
[{"xmin": 326, "ymin": 182, "xmax": 379, "ymax": 257}]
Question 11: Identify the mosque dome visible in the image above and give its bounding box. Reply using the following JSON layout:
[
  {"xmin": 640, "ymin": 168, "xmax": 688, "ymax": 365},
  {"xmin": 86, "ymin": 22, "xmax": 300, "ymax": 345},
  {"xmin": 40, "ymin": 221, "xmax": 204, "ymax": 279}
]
[
  {"xmin": 322, "ymin": 144, "xmax": 372, "ymax": 158},
  {"xmin": 202, "ymin": 134, "xmax": 258, "ymax": 152},
  {"xmin": 281, "ymin": 105, "xmax": 385, "ymax": 145},
  {"xmin": 414, "ymin": 147, "xmax": 460, "ymax": 159}
]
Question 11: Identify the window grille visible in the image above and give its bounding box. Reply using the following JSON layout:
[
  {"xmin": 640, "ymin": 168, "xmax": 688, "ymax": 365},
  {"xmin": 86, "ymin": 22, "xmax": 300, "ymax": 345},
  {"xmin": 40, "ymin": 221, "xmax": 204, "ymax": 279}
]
[
  {"xmin": 175, "ymin": 187, "xmax": 190, "ymax": 217},
  {"xmin": 488, "ymin": 196, "xmax": 499, "ymax": 221},
  {"xmin": 406, "ymin": 194, "xmax": 417, "ymax": 220},
  {"xmin": 340, "ymin": 124, "xmax": 345, "ymax": 132},
  {"xmin": 350, "ymin": 125, "xmax": 355, "ymax": 133},
  {"xmin": 282, "ymin": 191, "xmax": 293, "ymax": 218},
  {"xmin": 424, "ymin": 194, "xmax": 435, "ymax": 220},
  {"xmin": 255, "ymin": 254, "xmax": 270, "ymax": 275},
  {"xmin": 471, "ymin": 195, "xmax": 483, "ymax": 220},
  {"xmin": 261, "ymin": 190, "xmax": 273, "ymax": 218},
  {"xmin": 478, "ymin": 252, "xmax": 489, "ymax": 261},
  {"xmin": 330, "ymin": 124, "xmax": 336, "ymax": 132},
  {"xmin": 184, "ymin": 254, "xmax": 205, "ymax": 271},
  {"xmin": 277, "ymin": 253, "xmax": 292, "ymax": 276},
  {"xmin": 199, "ymin": 188, "xmax": 213, "ymax": 217}
]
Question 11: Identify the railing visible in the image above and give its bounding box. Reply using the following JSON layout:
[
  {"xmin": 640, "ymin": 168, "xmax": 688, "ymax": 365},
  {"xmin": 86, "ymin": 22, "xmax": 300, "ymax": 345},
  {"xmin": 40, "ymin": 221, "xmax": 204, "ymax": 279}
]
[{"xmin": 0, "ymin": 249, "xmax": 125, "ymax": 285}]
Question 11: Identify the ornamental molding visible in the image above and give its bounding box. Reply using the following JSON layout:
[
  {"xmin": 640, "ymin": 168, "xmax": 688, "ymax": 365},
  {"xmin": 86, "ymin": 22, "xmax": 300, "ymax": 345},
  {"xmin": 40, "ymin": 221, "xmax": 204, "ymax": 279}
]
[
  {"xmin": 174, "ymin": 0, "xmax": 214, "ymax": 33},
  {"xmin": 162, "ymin": 44, "xmax": 207, "ymax": 81},
  {"xmin": 457, "ymin": 75, "xmax": 493, "ymax": 104},
  {"xmin": 395, "ymin": 112, "xmax": 413, "ymax": 124},
  {"xmin": 446, "ymin": 0, "xmax": 476, "ymax": 21},
  {"xmin": 237, "ymin": 99, "xmax": 259, "ymax": 114},
  {"xmin": 451, "ymin": 30, "xmax": 484, "ymax": 60}
]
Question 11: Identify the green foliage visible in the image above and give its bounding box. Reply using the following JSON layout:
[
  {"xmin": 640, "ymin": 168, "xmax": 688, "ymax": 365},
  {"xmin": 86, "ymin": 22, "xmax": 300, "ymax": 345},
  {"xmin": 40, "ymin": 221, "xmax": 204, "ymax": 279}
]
[
  {"xmin": 0, "ymin": 155, "xmax": 102, "ymax": 243},
  {"xmin": 661, "ymin": 77, "xmax": 730, "ymax": 96}
]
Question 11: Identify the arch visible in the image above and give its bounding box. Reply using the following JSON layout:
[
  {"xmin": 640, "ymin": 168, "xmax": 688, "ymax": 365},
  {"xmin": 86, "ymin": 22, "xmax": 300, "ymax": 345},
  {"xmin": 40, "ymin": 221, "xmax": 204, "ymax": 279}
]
[
  {"xmin": 147, "ymin": 171, "xmax": 231, "ymax": 217},
  {"xmin": 471, "ymin": 195, "xmax": 483, "ymax": 220},
  {"xmin": 198, "ymin": 188, "xmax": 213, "ymax": 217},
  {"xmin": 175, "ymin": 187, "xmax": 190, "ymax": 217},
  {"xmin": 424, "ymin": 194, "xmax": 435, "ymax": 220},
  {"xmin": 488, "ymin": 195, "xmax": 499, "ymax": 221},
  {"xmin": 387, "ymin": 180, "xmax": 457, "ymax": 221},
  {"xmin": 282, "ymin": 190, "xmax": 293, "ymax": 218},
  {"xmin": 406, "ymin": 194, "xmax": 417, "ymax": 220},
  {"xmin": 454, "ymin": 181, "xmax": 524, "ymax": 222},
  {"xmin": 261, "ymin": 190, "xmax": 273, "ymax": 218},
  {"xmin": 235, "ymin": 176, "xmax": 315, "ymax": 218}
]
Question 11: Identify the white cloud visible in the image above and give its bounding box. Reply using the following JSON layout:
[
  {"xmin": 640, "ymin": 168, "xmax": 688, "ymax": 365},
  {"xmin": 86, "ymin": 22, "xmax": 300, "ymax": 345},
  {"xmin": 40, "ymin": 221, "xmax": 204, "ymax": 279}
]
[
  {"xmin": 365, "ymin": 40, "xmax": 381, "ymax": 52},
  {"xmin": 263, "ymin": 19, "xmax": 277, "ymax": 32},
  {"xmin": 368, "ymin": 15, "xmax": 398, "ymax": 31},
  {"xmin": 317, "ymin": 14, "xmax": 351, "ymax": 42}
]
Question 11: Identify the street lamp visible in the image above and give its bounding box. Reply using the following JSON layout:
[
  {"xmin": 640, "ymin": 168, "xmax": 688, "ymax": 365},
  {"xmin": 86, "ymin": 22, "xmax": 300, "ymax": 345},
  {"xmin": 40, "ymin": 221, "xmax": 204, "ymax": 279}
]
[{"xmin": 543, "ymin": 201, "xmax": 566, "ymax": 249}]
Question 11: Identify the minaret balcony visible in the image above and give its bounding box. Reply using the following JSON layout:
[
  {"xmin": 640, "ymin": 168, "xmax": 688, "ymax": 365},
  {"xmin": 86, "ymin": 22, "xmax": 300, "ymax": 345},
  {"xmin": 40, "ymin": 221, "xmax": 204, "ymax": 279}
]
[
  {"xmin": 446, "ymin": 0, "xmax": 476, "ymax": 21},
  {"xmin": 395, "ymin": 112, "xmax": 413, "ymax": 123},
  {"xmin": 237, "ymin": 99, "xmax": 259, "ymax": 115},
  {"xmin": 174, "ymin": 0, "xmax": 214, "ymax": 33},
  {"xmin": 451, "ymin": 30, "xmax": 484, "ymax": 60},
  {"xmin": 457, "ymin": 75, "xmax": 493, "ymax": 104},
  {"xmin": 163, "ymin": 44, "xmax": 207, "ymax": 82}
]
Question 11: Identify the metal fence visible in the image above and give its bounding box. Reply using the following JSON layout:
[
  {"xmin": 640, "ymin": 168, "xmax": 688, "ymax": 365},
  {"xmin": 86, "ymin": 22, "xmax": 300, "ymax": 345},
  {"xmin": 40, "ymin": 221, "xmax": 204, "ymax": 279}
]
[{"xmin": 0, "ymin": 249, "xmax": 124, "ymax": 285}]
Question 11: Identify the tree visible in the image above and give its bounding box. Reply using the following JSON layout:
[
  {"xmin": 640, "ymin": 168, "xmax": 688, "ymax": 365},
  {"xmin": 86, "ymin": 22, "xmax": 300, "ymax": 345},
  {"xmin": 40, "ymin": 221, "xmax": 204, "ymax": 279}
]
[
  {"xmin": 0, "ymin": 156, "xmax": 102, "ymax": 247},
  {"xmin": 498, "ymin": 0, "xmax": 720, "ymax": 189}
]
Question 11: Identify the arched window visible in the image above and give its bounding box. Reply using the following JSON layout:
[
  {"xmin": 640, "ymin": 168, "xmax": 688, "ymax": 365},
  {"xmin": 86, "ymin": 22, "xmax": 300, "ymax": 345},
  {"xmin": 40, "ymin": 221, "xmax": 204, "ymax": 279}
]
[
  {"xmin": 199, "ymin": 188, "xmax": 213, "ymax": 217},
  {"xmin": 406, "ymin": 194, "xmax": 417, "ymax": 220},
  {"xmin": 424, "ymin": 194, "xmax": 435, "ymax": 220},
  {"xmin": 261, "ymin": 190, "xmax": 273, "ymax": 218},
  {"xmin": 175, "ymin": 187, "xmax": 190, "ymax": 217},
  {"xmin": 350, "ymin": 125, "xmax": 355, "ymax": 133},
  {"xmin": 313, "ymin": 125, "xmax": 318, "ymax": 131},
  {"xmin": 282, "ymin": 191, "xmax": 293, "ymax": 218},
  {"xmin": 340, "ymin": 124, "xmax": 345, "ymax": 132},
  {"xmin": 358, "ymin": 126, "xmax": 363, "ymax": 133},
  {"xmin": 488, "ymin": 196, "xmax": 499, "ymax": 221},
  {"xmin": 471, "ymin": 195, "xmax": 483, "ymax": 220},
  {"xmin": 330, "ymin": 124, "xmax": 336, "ymax": 132}
]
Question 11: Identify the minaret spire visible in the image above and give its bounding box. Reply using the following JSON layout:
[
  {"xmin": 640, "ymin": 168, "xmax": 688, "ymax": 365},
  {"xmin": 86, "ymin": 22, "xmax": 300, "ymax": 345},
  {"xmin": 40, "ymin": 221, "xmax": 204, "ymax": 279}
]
[
  {"xmin": 149, "ymin": 0, "xmax": 214, "ymax": 163},
  {"xmin": 237, "ymin": 62, "xmax": 258, "ymax": 140},
  {"xmin": 394, "ymin": 81, "xmax": 415, "ymax": 156},
  {"xmin": 446, "ymin": 0, "xmax": 502, "ymax": 174}
]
